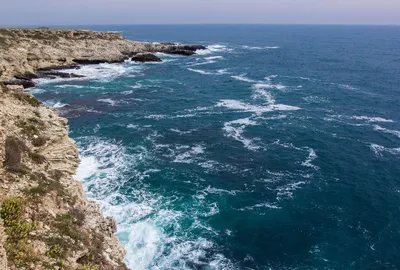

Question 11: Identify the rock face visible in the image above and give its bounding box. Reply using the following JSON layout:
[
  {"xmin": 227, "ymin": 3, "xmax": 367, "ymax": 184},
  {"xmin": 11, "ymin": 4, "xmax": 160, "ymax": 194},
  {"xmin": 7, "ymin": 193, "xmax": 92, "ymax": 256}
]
[
  {"xmin": 0, "ymin": 84, "xmax": 127, "ymax": 269},
  {"xmin": 0, "ymin": 28, "xmax": 206, "ymax": 87},
  {"xmin": 131, "ymin": 52, "xmax": 162, "ymax": 62}
]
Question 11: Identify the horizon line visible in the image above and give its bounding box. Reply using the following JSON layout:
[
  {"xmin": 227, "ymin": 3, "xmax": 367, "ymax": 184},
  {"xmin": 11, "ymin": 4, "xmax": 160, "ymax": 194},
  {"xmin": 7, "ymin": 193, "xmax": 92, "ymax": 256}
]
[{"xmin": 1, "ymin": 23, "xmax": 400, "ymax": 27}]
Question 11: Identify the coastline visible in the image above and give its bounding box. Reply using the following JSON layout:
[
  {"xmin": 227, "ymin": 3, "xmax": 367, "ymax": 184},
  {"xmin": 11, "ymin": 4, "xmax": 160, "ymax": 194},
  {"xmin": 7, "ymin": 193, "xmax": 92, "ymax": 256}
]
[{"xmin": 0, "ymin": 28, "xmax": 205, "ymax": 269}]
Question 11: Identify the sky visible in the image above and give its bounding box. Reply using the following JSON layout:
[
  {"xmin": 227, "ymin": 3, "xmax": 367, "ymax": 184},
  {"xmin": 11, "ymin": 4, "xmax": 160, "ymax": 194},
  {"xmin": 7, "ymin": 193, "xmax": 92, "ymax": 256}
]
[{"xmin": 1, "ymin": 0, "xmax": 400, "ymax": 26}]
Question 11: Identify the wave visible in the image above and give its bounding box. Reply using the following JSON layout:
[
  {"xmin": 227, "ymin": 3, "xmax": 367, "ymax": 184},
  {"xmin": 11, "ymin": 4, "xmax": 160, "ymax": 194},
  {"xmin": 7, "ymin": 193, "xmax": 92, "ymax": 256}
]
[
  {"xmin": 74, "ymin": 138, "xmax": 235, "ymax": 269},
  {"xmin": 187, "ymin": 68, "xmax": 229, "ymax": 75},
  {"xmin": 370, "ymin": 144, "xmax": 400, "ymax": 156},
  {"xmin": 301, "ymin": 148, "xmax": 319, "ymax": 170},
  {"xmin": 373, "ymin": 125, "xmax": 400, "ymax": 138},
  {"xmin": 196, "ymin": 44, "xmax": 232, "ymax": 55},
  {"xmin": 205, "ymin": 56, "xmax": 224, "ymax": 60},
  {"xmin": 98, "ymin": 98, "xmax": 117, "ymax": 106},
  {"xmin": 223, "ymin": 117, "xmax": 260, "ymax": 151},
  {"xmin": 242, "ymin": 45, "xmax": 280, "ymax": 50},
  {"xmin": 351, "ymin": 116, "xmax": 394, "ymax": 123},
  {"xmin": 252, "ymin": 84, "xmax": 276, "ymax": 105},
  {"xmin": 61, "ymin": 63, "xmax": 143, "ymax": 82},
  {"xmin": 231, "ymin": 74, "xmax": 258, "ymax": 83},
  {"xmin": 53, "ymin": 101, "xmax": 69, "ymax": 108},
  {"xmin": 172, "ymin": 144, "xmax": 206, "ymax": 164},
  {"xmin": 303, "ymin": 96, "xmax": 330, "ymax": 104},
  {"xmin": 216, "ymin": 99, "xmax": 300, "ymax": 115},
  {"xmin": 55, "ymin": 84, "xmax": 85, "ymax": 89}
]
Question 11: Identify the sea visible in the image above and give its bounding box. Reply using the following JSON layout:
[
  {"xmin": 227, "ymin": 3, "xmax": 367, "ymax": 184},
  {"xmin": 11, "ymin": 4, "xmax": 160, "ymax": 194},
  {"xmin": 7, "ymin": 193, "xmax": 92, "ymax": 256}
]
[{"xmin": 31, "ymin": 25, "xmax": 400, "ymax": 269}]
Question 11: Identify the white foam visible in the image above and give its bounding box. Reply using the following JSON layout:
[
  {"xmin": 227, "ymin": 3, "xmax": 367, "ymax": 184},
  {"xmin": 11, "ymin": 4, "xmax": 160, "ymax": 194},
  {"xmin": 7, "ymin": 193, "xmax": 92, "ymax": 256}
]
[
  {"xmin": 276, "ymin": 181, "xmax": 307, "ymax": 199},
  {"xmin": 351, "ymin": 116, "xmax": 394, "ymax": 123},
  {"xmin": 98, "ymin": 98, "xmax": 117, "ymax": 106},
  {"xmin": 74, "ymin": 155, "xmax": 100, "ymax": 181},
  {"xmin": 173, "ymin": 144, "xmax": 205, "ymax": 163},
  {"xmin": 373, "ymin": 125, "xmax": 400, "ymax": 138},
  {"xmin": 61, "ymin": 63, "xmax": 143, "ymax": 82},
  {"xmin": 53, "ymin": 101, "xmax": 69, "ymax": 108},
  {"xmin": 169, "ymin": 128, "xmax": 197, "ymax": 135},
  {"xmin": 231, "ymin": 74, "xmax": 258, "ymax": 83},
  {"xmin": 242, "ymin": 45, "xmax": 280, "ymax": 50},
  {"xmin": 241, "ymin": 202, "xmax": 282, "ymax": 210},
  {"xmin": 252, "ymin": 84, "xmax": 276, "ymax": 105},
  {"xmin": 223, "ymin": 117, "xmax": 260, "ymax": 151},
  {"xmin": 303, "ymin": 96, "xmax": 330, "ymax": 103},
  {"xmin": 370, "ymin": 144, "xmax": 400, "ymax": 156},
  {"xmin": 301, "ymin": 148, "xmax": 319, "ymax": 170},
  {"xmin": 187, "ymin": 68, "xmax": 229, "ymax": 75},
  {"xmin": 187, "ymin": 60, "xmax": 217, "ymax": 67},
  {"xmin": 216, "ymin": 99, "xmax": 300, "ymax": 115},
  {"xmin": 205, "ymin": 56, "xmax": 224, "ymax": 60},
  {"xmin": 55, "ymin": 84, "xmax": 85, "ymax": 89},
  {"xmin": 196, "ymin": 44, "xmax": 232, "ymax": 55}
]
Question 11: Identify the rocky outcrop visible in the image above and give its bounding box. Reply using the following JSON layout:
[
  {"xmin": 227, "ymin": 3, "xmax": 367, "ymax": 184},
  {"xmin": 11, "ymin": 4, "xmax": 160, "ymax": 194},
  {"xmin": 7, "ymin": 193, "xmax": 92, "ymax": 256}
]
[
  {"xmin": 131, "ymin": 53, "xmax": 162, "ymax": 62},
  {"xmin": 0, "ymin": 84, "xmax": 127, "ymax": 269},
  {"xmin": 0, "ymin": 28, "xmax": 206, "ymax": 88}
]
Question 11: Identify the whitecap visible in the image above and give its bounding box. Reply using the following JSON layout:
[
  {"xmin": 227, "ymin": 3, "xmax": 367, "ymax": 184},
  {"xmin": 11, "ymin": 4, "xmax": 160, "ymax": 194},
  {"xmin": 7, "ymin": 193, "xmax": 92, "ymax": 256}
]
[
  {"xmin": 187, "ymin": 68, "xmax": 229, "ymax": 75},
  {"xmin": 373, "ymin": 125, "xmax": 400, "ymax": 138},
  {"xmin": 196, "ymin": 44, "xmax": 232, "ymax": 55},
  {"xmin": 173, "ymin": 144, "xmax": 205, "ymax": 164},
  {"xmin": 216, "ymin": 99, "xmax": 300, "ymax": 115},
  {"xmin": 55, "ymin": 84, "xmax": 85, "ymax": 89},
  {"xmin": 351, "ymin": 116, "xmax": 394, "ymax": 123},
  {"xmin": 231, "ymin": 74, "xmax": 258, "ymax": 83},
  {"xmin": 223, "ymin": 117, "xmax": 260, "ymax": 151},
  {"xmin": 53, "ymin": 101, "xmax": 69, "ymax": 108},
  {"xmin": 205, "ymin": 56, "xmax": 224, "ymax": 60},
  {"xmin": 370, "ymin": 144, "xmax": 400, "ymax": 156},
  {"xmin": 301, "ymin": 148, "xmax": 319, "ymax": 170},
  {"xmin": 242, "ymin": 45, "xmax": 280, "ymax": 50},
  {"xmin": 98, "ymin": 98, "xmax": 117, "ymax": 106}
]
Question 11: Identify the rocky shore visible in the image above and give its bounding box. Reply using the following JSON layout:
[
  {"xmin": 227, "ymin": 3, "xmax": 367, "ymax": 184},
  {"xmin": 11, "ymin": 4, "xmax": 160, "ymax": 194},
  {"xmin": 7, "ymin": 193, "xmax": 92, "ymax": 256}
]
[
  {"xmin": 0, "ymin": 28, "xmax": 206, "ymax": 269},
  {"xmin": 0, "ymin": 84, "xmax": 128, "ymax": 269},
  {"xmin": 0, "ymin": 28, "xmax": 206, "ymax": 88}
]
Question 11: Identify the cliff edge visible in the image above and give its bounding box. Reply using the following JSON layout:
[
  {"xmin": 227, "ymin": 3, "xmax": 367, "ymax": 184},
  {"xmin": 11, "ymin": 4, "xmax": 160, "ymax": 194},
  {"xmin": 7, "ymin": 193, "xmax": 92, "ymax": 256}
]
[
  {"xmin": 0, "ymin": 84, "xmax": 126, "ymax": 269},
  {"xmin": 0, "ymin": 28, "xmax": 205, "ymax": 85}
]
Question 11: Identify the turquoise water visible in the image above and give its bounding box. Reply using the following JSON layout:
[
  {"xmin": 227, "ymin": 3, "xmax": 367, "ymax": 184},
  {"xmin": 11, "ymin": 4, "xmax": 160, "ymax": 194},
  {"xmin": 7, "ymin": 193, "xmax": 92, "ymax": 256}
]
[{"xmin": 33, "ymin": 25, "xmax": 400, "ymax": 269}]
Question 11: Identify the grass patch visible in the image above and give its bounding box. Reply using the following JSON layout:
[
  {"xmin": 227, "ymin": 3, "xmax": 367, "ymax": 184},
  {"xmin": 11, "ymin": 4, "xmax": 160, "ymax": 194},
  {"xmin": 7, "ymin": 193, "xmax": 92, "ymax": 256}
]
[
  {"xmin": 12, "ymin": 91, "xmax": 41, "ymax": 107},
  {"xmin": 16, "ymin": 118, "xmax": 44, "ymax": 138},
  {"xmin": 0, "ymin": 197, "xmax": 38, "ymax": 267}
]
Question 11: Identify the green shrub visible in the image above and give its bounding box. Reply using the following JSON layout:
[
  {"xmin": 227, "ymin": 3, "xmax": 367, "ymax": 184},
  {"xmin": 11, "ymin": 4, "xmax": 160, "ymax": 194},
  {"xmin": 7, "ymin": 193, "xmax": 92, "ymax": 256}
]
[
  {"xmin": 0, "ymin": 197, "xmax": 38, "ymax": 267},
  {"xmin": 45, "ymin": 244, "xmax": 65, "ymax": 259},
  {"xmin": 17, "ymin": 119, "xmax": 40, "ymax": 137},
  {"xmin": 79, "ymin": 262, "xmax": 100, "ymax": 270},
  {"xmin": 12, "ymin": 91, "xmax": 41, "ymax": 107}
]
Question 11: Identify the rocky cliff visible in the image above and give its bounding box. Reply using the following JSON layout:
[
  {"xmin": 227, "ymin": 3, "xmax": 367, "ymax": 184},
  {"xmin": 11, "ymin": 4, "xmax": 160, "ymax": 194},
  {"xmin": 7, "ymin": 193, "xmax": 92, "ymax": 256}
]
[
  {"xmin": 0, "ymin": 28, "xmax": 205, "ymax": 86},
  {"xmin": 0, "ymin": 84, "xmax": 127, "ymax": 269}
]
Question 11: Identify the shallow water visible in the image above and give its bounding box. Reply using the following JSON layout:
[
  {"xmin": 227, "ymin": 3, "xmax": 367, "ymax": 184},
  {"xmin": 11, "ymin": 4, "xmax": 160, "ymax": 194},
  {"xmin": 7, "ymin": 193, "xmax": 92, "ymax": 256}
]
[{"xmin": 33, "ymin": 25, "xmax": 400, "ymax": 269}]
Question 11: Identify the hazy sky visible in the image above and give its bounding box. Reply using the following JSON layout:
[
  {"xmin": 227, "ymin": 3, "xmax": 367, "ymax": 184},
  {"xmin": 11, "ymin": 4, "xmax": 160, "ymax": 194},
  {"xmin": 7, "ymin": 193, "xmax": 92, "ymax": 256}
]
[{"xmin": 1, "ymin": 0, "xmax": 400, "ymax": 26}]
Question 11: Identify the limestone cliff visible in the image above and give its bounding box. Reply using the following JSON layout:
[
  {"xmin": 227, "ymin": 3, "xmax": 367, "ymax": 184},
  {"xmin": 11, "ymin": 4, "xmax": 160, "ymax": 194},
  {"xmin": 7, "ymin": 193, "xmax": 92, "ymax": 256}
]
[
  {"xmin": 0, "ymin": 28, "xmax": 205, "ymax": 84},
  {"xmin": 0, "ymin": 83, "xmax": 126, "ymax": 269}
]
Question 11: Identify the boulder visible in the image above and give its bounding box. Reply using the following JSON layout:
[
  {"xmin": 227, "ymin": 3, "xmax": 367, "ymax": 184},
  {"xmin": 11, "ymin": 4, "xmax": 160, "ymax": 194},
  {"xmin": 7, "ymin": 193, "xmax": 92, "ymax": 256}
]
[
  {"xmin": 3, "ymin": 79, "xmax": 35, "ymax": 88},
  {"xmin": 131, "ymin": 53, "xmax": 162, "ymax": 62}
]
